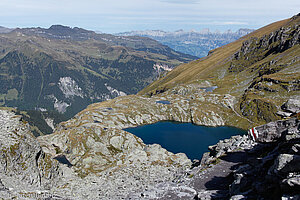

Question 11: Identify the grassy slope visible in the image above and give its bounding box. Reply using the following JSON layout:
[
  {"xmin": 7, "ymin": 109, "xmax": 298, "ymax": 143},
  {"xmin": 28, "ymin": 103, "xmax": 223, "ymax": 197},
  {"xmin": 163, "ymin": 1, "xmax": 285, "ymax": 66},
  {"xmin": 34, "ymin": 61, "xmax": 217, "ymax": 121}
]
[
  {"xmin": 139, "ymin": 18, "xmax": 291, "ymax": 95},
  {"xmin": 0, "ymin": 30, "xmax": 196, "ymax": 66},
  {"xmin": 0, "ymin": 30, "xmax": 198, "ymax": 94},
  {"xmin": 139, "ymin": 15, "xmax": 300, "ymax": 126},
  {"xmin": 0, "ymin": 27, "xmax": 198, "ymax": 121}
]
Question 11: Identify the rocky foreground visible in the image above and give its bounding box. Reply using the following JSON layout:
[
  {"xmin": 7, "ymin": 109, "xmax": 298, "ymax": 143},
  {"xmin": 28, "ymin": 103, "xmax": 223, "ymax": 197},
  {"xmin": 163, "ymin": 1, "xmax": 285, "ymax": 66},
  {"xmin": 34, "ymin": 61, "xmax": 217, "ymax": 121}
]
[
  {"xmin": 1, "ymin": 81, "xmax": 244, "ymax": 199},
  {"xmin": 0, "ymin": 87, "xmax": 299, "ymax": 199},
  {"xmin": 132, "ymin": 118, "xmax": 299, "ymax": 199}
]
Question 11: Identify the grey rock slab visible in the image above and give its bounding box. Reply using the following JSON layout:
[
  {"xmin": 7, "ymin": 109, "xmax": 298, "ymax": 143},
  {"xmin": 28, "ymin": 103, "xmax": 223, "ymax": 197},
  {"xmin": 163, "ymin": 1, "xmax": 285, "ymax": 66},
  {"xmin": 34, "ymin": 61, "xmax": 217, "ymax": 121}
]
[
  {"xmin": 270, "ymin": 154, "xmax": 300, "ymax": 176},
  {"xmin": 249, "ymin": 118, "xmax": 299, "ymax": 143},
  {"xmin": 282, "ymin": 99, "xmax": 300, "ymax": 113}
]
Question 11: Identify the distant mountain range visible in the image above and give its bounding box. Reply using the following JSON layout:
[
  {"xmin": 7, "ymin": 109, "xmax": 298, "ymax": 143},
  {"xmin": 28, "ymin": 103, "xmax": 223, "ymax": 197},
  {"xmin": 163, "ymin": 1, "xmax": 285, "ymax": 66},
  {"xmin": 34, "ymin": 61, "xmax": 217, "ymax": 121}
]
[
  {"xmin": 0, "ymin": 26, "xmax": 14, "ymax": 33},
  {"xmin": 0, "ymin": 25, "xmax": 196, "ymax": 121},
  {"xmin": 117, "ymin": 28, "xmax": 254, "ymax": 58}
]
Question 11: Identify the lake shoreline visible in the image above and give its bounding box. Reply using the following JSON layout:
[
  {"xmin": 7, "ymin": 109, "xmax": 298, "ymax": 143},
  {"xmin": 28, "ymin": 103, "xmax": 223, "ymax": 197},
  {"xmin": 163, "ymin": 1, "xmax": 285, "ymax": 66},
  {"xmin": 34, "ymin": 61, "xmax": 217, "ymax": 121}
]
[{"xmin": 125, "ymin": 121, "xmax": 247, "ymax": 160}]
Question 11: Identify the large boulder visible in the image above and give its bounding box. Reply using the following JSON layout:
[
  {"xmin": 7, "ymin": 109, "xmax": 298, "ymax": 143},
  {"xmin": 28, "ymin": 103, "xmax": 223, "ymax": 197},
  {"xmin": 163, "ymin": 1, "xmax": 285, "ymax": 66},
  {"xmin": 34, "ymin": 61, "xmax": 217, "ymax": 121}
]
[
  {"xmin": 281, "ymin": 175, "xmax": 300, "ymax": 193},
  {"xmin": 208, "ymin": 135, "xmax": 255, "ymax": 157},
  {"xmin": 248, "ymin": 118, "xmax": 299, "ymax": 143},
  {"xmin": 281, "ymin": 99, "xmax": 300, "ymax": 114},
  {"xmin": 269, "ymin": 154, "xmax": 300, "ymax": 177}
]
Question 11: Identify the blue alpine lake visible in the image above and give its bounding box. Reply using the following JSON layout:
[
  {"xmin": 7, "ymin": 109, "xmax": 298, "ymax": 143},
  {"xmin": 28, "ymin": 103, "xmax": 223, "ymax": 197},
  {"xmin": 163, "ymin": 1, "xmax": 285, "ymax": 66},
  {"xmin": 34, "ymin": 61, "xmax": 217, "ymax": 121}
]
[
  {"xmin": 124, "ymin": 121, "xmax": 246, "ymax": 160},
  {"xmin": 155, "ymin": 100, "xmax": 171, "ymax": 105}
]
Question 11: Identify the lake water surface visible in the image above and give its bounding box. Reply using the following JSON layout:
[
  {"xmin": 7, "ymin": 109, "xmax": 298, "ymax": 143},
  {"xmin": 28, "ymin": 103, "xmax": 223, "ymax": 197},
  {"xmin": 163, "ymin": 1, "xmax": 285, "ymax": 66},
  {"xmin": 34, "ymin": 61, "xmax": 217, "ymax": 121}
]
[{"xmin": 125, "ymin": 121, "xmax": 246, "ymax": 160}]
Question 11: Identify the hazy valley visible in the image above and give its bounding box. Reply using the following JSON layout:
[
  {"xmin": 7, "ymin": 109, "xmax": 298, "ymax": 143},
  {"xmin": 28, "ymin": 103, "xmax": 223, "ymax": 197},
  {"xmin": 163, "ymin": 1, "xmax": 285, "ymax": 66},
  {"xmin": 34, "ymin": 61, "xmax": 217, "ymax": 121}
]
[
  {"xmin": 118, "ymin": 28, "xmax": 254, "ymax": 58},
  {"xmin": 0, "ymin": 25, "xmax": 197, "ymax": 133}
]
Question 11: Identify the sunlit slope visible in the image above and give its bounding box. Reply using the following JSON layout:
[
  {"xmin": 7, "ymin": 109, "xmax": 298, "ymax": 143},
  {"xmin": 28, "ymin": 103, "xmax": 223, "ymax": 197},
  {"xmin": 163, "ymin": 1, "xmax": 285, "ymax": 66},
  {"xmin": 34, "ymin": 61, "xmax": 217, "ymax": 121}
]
[
  {"xmin": 140, "ymin": 14, "xmax": 299, "ymax": 125},
  {"xmin": 0, "ymin": 25, "xmax": 196, "ymax": 119},
  {"xmin": 140, "ymin": 17, "xmax": 294, "ymax": 95}
]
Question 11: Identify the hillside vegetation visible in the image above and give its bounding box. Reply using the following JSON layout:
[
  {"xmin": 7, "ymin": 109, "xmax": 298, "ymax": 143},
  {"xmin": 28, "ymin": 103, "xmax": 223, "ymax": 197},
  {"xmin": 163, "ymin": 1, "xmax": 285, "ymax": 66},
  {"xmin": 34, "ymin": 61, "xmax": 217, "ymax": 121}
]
[
  {"xmin": 0, "ymin": 25, "xmax": 196, "ymax": 120},
  {"xmin": 140, "ymin": 14, "xmax": 300, "ymax": 125}
]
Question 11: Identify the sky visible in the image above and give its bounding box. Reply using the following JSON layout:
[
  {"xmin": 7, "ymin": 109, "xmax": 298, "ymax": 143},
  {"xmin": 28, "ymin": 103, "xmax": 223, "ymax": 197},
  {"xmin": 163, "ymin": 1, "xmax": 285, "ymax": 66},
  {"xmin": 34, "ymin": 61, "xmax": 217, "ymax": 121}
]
[{"xmin": 0, "ymin": 0, "xmax": 299, "ymax": 33}]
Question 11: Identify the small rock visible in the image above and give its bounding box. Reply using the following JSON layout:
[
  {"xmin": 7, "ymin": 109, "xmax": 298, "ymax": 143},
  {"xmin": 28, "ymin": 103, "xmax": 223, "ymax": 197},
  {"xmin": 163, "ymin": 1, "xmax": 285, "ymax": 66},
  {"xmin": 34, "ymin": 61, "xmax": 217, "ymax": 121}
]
[
  {"xmin": 281, "ymin": 175, "xmax": 300, "ymax": 192},
  {"xmin": 289, "ymin": 144, "xmax": 300, "ymax": 155},
  {"xmin": 281, "ymin": 99, "xmax": 300, "ymax": 114},
  {"xmin": 277, "ymin": 111, "xmax": 293, "ymax": 117},
  {"xmin": 230, "ymin": 195, "xmax": 247, "ymax": 200},
  {"xmin": 191, "ymin": 159, "xmax": 200, "ymax": 168}
]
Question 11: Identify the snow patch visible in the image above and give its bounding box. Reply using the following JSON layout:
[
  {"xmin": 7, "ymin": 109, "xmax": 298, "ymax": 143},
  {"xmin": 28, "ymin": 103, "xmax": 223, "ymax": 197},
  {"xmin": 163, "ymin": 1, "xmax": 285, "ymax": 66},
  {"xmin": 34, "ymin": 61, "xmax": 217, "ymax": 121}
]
[
  {"xmin": 58, "ymin": 77, "xmax": 84, "ymax": 98},
  {"xmin": 36, "ymin": 107, "xmax": 47, "ymax": 112},
  {"xmin": 45, "ymin": 118, "xmax": 55, "ymax": 130},
  {"xmin": 47, "ymin": 95, "xmax": 70, "ymax": 113},
  {"xmin": 105, "ymin": 84, "xmax": 127, "ymax": 100},
  {"xmin": 153, "ymin": 64, "xmax": 173, "ymax": 72},
  {"xmin": 153, "ymin": 64, "xmax": 173, "ymax": 79}
]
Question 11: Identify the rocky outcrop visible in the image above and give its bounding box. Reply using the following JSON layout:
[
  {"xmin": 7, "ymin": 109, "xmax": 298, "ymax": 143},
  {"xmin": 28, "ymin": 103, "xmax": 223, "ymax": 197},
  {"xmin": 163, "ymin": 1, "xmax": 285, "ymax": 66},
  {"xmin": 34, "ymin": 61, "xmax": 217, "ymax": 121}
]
[
  {"xmin": 128, "ymin": 118, "xmax": 299, "ymax": 200},
  {"xmin": 206, "ymin": 118, "xmax": 299, "ymax": 199},
  {"xmin": 248, "ymin": 118, "xmax": 299, "ymax": 142},
  {"xmin": 24, "ymin": 80, "xmax": 251, "ymax": 199},
  {"xmin": 1, "ymin": 107, "xmax": 179, "ymax": 199},
  {"xmin": 282, "ymin": 99, "xmax": 300, "ymax": 114},
  {"xmin": 230, "ymin": 24, "xmax": 300, "ymax": 73},
  {"xmin": 0, "ymin": 109, "xmax": 62, "ymax": 199},
  {"xmin": 227, "ymin": 119, "xmax": 300, "ymax": 199},
  {"xmin": 0, "ymin": 78, "xmax": 251, "ymax": 199},
  {"xmin": 38, "ymin": 82, "xmax": 248, "ymax": 174},
  {"xmin": 0, "ymin": 97, "xmax": 299, "ymax": 199}
]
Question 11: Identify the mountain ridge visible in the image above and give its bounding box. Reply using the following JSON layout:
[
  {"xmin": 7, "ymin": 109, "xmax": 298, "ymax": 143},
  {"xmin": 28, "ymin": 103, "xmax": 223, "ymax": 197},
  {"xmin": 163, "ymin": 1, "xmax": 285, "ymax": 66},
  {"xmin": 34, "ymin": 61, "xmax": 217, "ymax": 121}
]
[
  {"xmin": 117, "ymin": 28, "xmax": 255, "ymax": 58},
  {"xmin": 0, "ymin": 26, "xmax": 13, "ymax": 33},
  {"xmin": 118, "ymin": 28, "xmax": 254, "ymax": 37},
  {"xmin": 0, "ymin": 25, "xmax": 197, "ymax": 125},
  {"xmin": 139, "ymin": 17, "xmax": 292, "ymax": 93}
]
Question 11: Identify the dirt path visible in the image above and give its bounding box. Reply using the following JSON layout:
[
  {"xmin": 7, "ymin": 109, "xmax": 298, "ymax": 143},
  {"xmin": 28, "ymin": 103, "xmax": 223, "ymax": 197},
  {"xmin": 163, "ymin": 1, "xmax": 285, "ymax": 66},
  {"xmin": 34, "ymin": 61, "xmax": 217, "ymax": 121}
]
[{"xmin": 191, "ymin": 151, "xmax": 248, "ymax": 191}]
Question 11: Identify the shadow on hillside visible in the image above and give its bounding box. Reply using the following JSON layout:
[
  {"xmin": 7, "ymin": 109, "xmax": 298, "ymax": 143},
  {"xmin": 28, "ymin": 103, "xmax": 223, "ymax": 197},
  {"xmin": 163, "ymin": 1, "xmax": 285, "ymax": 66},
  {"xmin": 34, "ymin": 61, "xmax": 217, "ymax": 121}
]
[{"xmin": 203, "ymin": 143, "xmax": 273, "ymax": 191}]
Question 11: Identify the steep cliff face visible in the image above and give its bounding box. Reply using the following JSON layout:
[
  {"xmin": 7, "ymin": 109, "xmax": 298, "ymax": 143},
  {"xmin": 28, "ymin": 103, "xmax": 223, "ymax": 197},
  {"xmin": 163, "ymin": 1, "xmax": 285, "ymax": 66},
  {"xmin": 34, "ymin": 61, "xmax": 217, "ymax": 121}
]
[
  {"xmin": 229, "ymin": 24, "xmax": 299, "ymax": 72},
  {"xmin": 228, "ymin": 23, "xmax": 300, "ymax": 124}
]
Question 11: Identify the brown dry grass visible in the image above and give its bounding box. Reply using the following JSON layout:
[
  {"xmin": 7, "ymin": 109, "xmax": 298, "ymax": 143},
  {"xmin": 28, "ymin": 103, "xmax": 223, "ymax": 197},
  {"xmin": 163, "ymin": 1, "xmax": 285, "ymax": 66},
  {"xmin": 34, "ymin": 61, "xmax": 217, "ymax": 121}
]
[{"xmin": 139, "ymin": 17, "xmax": 294, "ymax": 95}]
